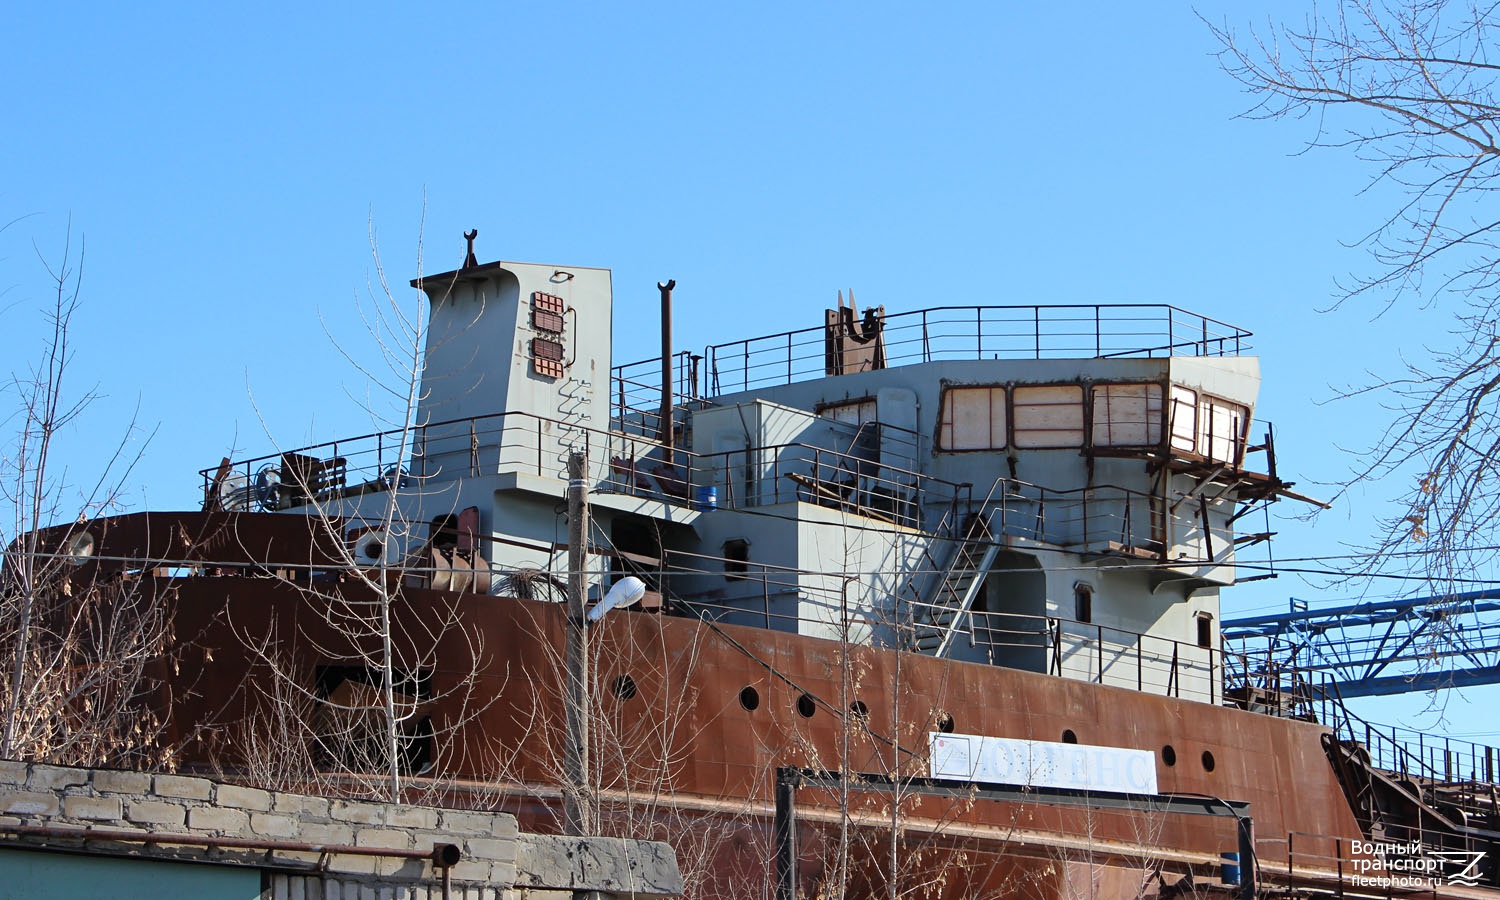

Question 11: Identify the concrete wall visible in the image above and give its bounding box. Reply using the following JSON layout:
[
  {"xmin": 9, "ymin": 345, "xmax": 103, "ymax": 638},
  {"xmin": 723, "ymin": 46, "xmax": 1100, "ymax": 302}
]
[{"xmin": 0, "ymin": 762, "xmax": 681, "ymax": 900}]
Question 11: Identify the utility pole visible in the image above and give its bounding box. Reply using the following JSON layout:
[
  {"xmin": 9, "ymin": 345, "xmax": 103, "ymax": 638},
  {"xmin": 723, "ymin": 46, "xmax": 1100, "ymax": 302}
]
[{"xmin": 564, "ymin": 449, "xmax": 592, "ymax": 836}]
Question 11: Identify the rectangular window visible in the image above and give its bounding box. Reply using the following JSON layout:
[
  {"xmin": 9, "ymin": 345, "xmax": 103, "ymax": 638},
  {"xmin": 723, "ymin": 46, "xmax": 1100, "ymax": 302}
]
[
  {"xmin": 939, "ymin": 386, "xmax": 1007, "ymax": 450},
  {"xmin": 723, "ymin": 538, "xmax": 750, "ymax": 581},
  {"xmin": 1013, "ymin": 385, "xmax": 1084, "ymax": 448},
  {"xmin": 1091, "ymin": 383, "xmax": 1163, "ymax": 447},
  {"xmin": 1196, "ymin": 613, "xmax": 1214, "ymax": 649},
  {"xmin": 1169, "ymin": 386, "xmax": 1197, "ymax": 454},
  {"xmin": 1200, "ymin": 396, "xmax": 1249, "ymax": 464},
  {"xmin": 1074, "ymin": 584, "xmax": 1093, "ymax": 624}
]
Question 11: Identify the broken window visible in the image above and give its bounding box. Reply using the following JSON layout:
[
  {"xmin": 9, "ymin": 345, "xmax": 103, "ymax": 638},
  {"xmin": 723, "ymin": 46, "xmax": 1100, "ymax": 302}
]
[
  {"xmin": 1168, "ymin": 386, "xmax": 1250, "ymax": 463},
  {"xmin": 724, "ymin": 538, "xmax": 750, "ymax": 580},
  {"xmin": 1169, "ymin": 386, "xmax": 1198, "ymax": 454},
  {"xmin": 938, "ymin": 386, "xmax": 1007, "ymax": 451},
  {"xmin": 1199, "ymin": 396, "xmax": 1249, "ymax": 464}
]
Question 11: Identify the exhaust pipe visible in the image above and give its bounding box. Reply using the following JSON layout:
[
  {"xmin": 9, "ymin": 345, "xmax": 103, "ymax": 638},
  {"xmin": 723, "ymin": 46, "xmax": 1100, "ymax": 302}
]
[{"xmin": 658, "ymin": 279, "xmax": 676, "ymax": 462}]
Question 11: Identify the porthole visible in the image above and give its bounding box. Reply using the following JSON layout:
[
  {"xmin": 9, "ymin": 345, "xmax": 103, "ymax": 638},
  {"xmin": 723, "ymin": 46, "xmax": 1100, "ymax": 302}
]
[
  {"xmin": 796, "ymin": 693, "xmax": 817, "ymax": 718},
  {"xmin": 739, "ymin": 686, "xmax": 760, "ymax": 711},
  {"xmin": 849, "ymin": 700, "xmax": 869, "ymax": 719},
  {"xmin": 1202, "ymin": 750, "xmax": 1216, "ymax": 772},
  {"xmin": 610, "ymin": 674, "xmax": 638, "ymax": 701},
  {"xmin": 1062, "ymin": 729, "xmax": 1078, "ymax": 744},
  {"xmin": 1162, "ymin": 744, "xmax": 1177, "ymax": 766},
  {"xmin": 936, "ymin": 713, "xmax": 955, "ymax": 733}
]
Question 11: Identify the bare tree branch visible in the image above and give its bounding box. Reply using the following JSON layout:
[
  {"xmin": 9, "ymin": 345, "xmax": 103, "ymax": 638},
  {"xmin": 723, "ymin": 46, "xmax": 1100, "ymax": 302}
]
[{"xmin": 1210, "ymin": 2, "xmax": 1500, "ymax": 610}]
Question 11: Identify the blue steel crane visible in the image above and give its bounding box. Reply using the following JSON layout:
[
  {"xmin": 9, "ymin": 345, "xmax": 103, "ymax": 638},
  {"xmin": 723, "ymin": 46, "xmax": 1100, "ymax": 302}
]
[{"xmin": 1222, "ymin": 588, "xmax": 1500, "ymax": 698}]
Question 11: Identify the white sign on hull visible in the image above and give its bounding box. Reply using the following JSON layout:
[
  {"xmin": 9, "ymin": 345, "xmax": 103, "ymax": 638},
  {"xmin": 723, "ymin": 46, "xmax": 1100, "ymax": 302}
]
[{"xmin": 929, "ymin": 732, "xmax": 1158, "ymax": 795}]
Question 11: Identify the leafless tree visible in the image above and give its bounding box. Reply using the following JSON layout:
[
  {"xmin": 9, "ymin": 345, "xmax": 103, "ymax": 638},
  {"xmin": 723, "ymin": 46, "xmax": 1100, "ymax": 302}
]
[
  {"xmin": 1208, "ymin": 2, "xmax": 1500, "ymax": 596},
  {"xmin": 0, "ymin": 221, "xmax": 165, "ymax": 766},
  {"xmin": 218, "ymin": 217, "xmax": 499, "ymax": 803}
]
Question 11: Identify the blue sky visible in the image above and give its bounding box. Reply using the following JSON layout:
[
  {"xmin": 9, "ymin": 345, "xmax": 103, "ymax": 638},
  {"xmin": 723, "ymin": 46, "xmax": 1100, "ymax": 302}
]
[{"xmin": 1, "ymin": 3, "xmax": 1484, "ymax": 733}]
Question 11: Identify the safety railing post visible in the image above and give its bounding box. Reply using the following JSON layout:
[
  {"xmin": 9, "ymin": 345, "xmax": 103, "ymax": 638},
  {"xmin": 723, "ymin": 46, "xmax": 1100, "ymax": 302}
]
[{"xmin": 763, "ymin": 573, "xmax": 772, "ymax": 630}]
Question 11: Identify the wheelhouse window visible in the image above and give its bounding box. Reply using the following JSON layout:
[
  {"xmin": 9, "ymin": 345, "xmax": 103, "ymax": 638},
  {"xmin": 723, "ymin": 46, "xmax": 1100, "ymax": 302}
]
[
  {"xmin": 1013, "ymin": 385, "xmax": 1084, "ymax": 448},
  {"xmin": 1168, "ymin": 388, "xmax": 1250, "ymax": 463},
  {"xmin": 1169, "ymin": 386, "xmax": 1198, "ymax": 453},
  {"xmin": 1200, "ymin": 396, "xmax": 1250, "ymax": 464},
  {"xmin": 939, "ymin": 386, "xmax": 1007, "ymax": 451},
  {"xmin": 1091, "ymin": 383, "xmax": 1163, "ymax": 447}
]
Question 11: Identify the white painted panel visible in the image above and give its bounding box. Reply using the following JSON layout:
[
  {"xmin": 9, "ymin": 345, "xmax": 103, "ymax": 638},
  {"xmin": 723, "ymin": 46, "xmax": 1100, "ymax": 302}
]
[
  {"xmin": 986, "ymin": 388, "xmax": 1006, "ymax": 449},
  {"xmin": 1014, "ymin": 385, "xmax": 1083, "ymax": 448},
  {"xmin": 930, "ymin": 732, "xmax": 1159, "ymax": 793},
  {"xmin": 1201, "ymin": 397, "xmax": 1248, "ymax": 463},
  {"xmin": 1092, "ymin": 383, "xmax": 1163, "ymax": 447},
  {"xmin": 941, "ymin": 387, "xmax": 1006, "ymax": 450}
]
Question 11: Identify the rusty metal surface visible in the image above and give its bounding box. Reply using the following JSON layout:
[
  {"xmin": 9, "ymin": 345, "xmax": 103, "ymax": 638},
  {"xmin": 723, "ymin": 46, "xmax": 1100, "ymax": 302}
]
[
  {"xmin": 152, "ymin": 576, "xmax": 1364, "ymax": 865},
  {"xmin": 21, "ymin": 511, "xmax": 348, "ymax": 572},
  {"xmin": 823, "ymin": 291, "xmax": 886, "ymax": 376}
]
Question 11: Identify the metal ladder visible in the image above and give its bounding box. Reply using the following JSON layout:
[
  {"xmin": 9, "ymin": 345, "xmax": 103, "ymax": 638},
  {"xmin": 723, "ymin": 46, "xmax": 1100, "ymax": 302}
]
[{"xmin": 911, "ymin": 510, "xmax": 1001, "ymax": 657}]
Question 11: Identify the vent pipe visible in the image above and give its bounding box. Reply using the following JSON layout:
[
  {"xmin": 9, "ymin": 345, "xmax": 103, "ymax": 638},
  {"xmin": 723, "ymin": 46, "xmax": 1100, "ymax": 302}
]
[{"xmin": 658, "ymin": 279, "xmax": 676, "ymax": 462}]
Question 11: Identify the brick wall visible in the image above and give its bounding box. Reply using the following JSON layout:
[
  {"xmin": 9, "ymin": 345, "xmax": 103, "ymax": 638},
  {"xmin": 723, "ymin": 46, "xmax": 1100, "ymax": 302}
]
[{"xmin": 0, "ymin": 761, "xmax": 682, "ymax": 899}]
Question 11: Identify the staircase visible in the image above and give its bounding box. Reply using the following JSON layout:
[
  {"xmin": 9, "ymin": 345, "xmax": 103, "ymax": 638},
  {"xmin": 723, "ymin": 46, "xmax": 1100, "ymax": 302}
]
[{"xmin": 911, "ymin": 511, "xmax": 1001, "ymax": 657}]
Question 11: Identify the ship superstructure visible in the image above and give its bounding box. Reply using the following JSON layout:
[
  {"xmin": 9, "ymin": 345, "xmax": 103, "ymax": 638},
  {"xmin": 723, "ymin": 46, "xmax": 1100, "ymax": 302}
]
[
  {"xmin": 214, "ymin": 257, "xmax": 1297, "ymax": 704},
  {"xmin": 25, "ymin": 251, "xmax": 1500, "ymax": 898}
]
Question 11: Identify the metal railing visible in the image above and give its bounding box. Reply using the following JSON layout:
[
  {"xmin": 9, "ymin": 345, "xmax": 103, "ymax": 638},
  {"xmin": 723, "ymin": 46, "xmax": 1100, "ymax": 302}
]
[
  {"xmin": 201, "ymin": 412, "xmax": 682, "ymax": 511},
  {"xmin": 612, "ymin": 349, "xmax": 703, "ymax": 439},
  {"xmin": 931, "ymin": 604, "xmax": 1226, "ymax": 704},
  {"xmin": 974, "ymin": 481, "xmax": 1162, "ymax": 554},
  {"xmin": 204, "ymin": 409, "xmax": 1237, "ymax": 572},
  {"xmin": 691, "ymin": 432, "xmax": 965, "ymax": 531},
  {"xmin": 1326, "ymin": 700, "xmax": 1500, "ymax": 788},
  {"xmin": 1220, "ymin": 648, "xmax": 1500, "ymax": 787},
  {"xmin": 1223, "ymin": 657, "xmax": 1500, "ymax": 831},
  {"xmin": 202, "ymin": 411, "xmax": 968, "ymax": 534},
  {"xmin": 677, "ymin": 569, "xmax": 1241, "ymax": 706},
  {"xmin": 707, "ymin": 304, "xmax": 1252, "ymax": 394},
  {"xmin": 610, "ymin": 303, "xmax": 1252, "ymax": 421}
]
